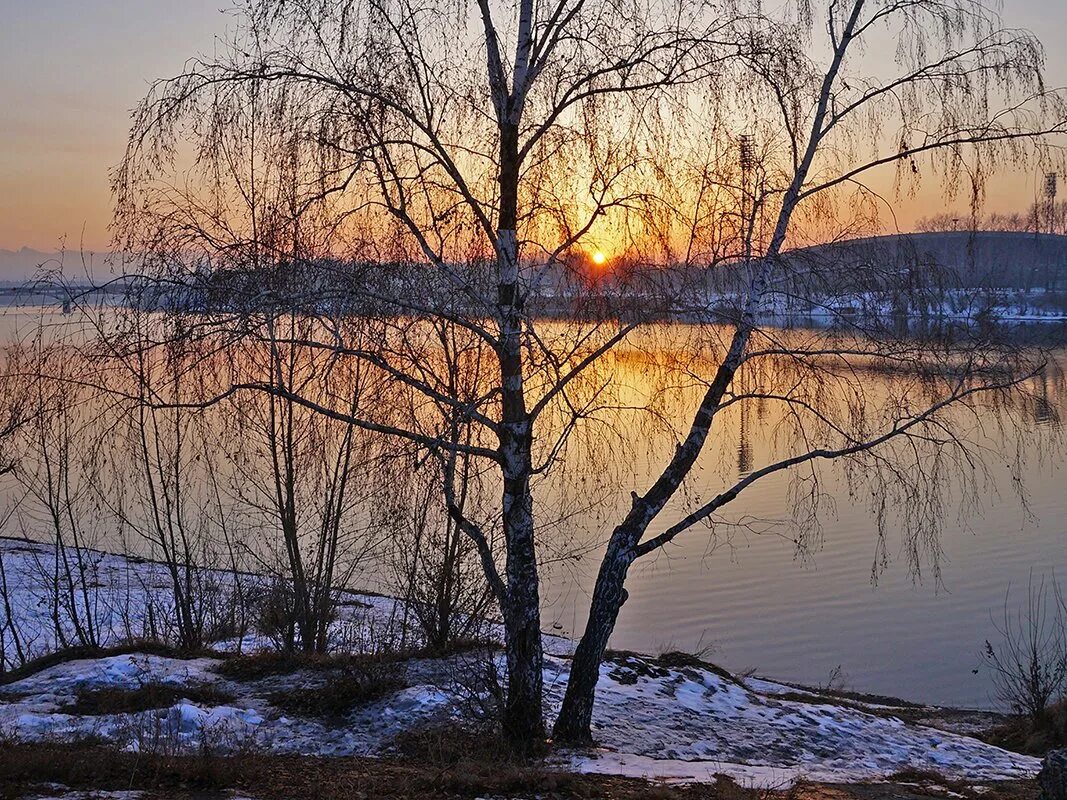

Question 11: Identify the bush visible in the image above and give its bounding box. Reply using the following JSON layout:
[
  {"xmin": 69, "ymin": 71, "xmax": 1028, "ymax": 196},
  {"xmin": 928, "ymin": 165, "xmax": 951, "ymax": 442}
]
[
  {"xmin": 655, "ymin": 650, "xmax": 738, "ymax": 683},
  {"xmin": 984, "ymin": 698, "xmax": 1067, "ymax": 755},
  {"xmin": 444, "ymin": 646, "xmax": 508, "ymax": 725},
  {"xmin": 390, "ymin": 721, "xmax": 546, "ymax": 767},
  {"xmin": 983, "ymin": 573, "xmax": 1067, "ymax": 723},
  {"xmin": 214, "ymin": 650, "xmax": 356, "ymax": 681}
]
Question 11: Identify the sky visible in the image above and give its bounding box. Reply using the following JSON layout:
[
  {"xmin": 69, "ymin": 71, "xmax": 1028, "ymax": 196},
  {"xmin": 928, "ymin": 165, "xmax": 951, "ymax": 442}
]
[
  {"xmin": 0, "ymin": 0, "xmax": 224, "ymax": 253},
  {"xmin": 0, "ymin": 0, "xmax": 1065, "ymax": 255}
]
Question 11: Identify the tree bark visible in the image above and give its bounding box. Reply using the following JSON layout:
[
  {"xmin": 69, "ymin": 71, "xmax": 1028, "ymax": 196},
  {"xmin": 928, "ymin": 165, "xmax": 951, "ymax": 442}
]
[
  {"xmin": 496, "ymin": 296, "xmax": 546, "ymax": 744},
  {"xmin": 495, "ymin": 118, "xmax": 545, "ymax": 744},
  {"xmin": 552, "ymin": 532, "xmax": 632, "ymax": 743},
  {"xmin": 500, "ymin": 531, "xmax": 545, "ymax": 745}
]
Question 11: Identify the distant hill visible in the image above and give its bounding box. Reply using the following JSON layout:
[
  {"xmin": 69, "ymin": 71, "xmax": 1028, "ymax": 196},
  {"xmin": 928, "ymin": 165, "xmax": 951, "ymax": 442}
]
[{"xmin": 787, "ymin": 231, "xmax": 1067, "ymax": 292}]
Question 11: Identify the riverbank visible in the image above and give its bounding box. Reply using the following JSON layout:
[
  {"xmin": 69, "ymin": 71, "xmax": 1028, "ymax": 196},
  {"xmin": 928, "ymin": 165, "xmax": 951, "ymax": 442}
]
[
  {"xmin": 0, "ymin": 645, "xmax": 1039, "ymax": 781},
  {"xmin": 0, "ymin": 537, "xmax": 1044, "ymax": 796}
]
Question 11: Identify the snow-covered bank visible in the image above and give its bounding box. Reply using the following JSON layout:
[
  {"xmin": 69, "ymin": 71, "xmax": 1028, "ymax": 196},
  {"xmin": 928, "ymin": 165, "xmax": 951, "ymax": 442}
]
[
  {"xmin": 0, "ymin": 536, "xmax": 573, "ymax": 666},
  {"xmin": 0, "ymin": 538, "xmax": 1042, "ymax": 788},
  {"xmin": 0, "ymin": 536, "xmax": 413, "ymax": 665},
  {"xmin": 544, "ymin": 656, "xmax": 1039, "ymax": 785},
  {"xmin": 0, "ymin": 649, "xmax": 1040, "ymax": 787}
]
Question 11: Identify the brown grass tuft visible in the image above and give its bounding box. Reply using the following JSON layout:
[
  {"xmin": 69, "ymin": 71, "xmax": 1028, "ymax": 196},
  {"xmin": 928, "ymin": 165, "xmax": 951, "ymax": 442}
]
[
  {"xmin": 267, "ymin": 668, "xmax": 406, "ymax": 719},
  {"xmin": 982, "ymin": 698, "xmax": 1067, "ymax": 755},
  {"xmin": 65, "ymin": 682, "xmax": 235, "ymax": 716}
]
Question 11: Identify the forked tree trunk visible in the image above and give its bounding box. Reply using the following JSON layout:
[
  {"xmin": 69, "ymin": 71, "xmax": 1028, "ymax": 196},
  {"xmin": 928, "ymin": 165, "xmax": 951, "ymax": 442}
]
[
  {"xmin": 552, "ymin": 358, "xmax": 744, "ymax": 742},
  {"xmin": 552, "ymin": 281, "xmax": 763, "ymax": 741},
  {"xmin": 551, "ymin": 26, "xmax": 837, "ymax": 729}
]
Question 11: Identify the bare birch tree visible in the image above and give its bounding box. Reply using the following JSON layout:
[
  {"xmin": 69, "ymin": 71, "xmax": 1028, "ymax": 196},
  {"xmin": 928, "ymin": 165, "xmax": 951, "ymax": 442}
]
[
  {"xmin": 112, "ymin": 0, "xmax": 1065, "ymax": 747},
  {"xmin": 113, "ymin": 318, "xmax": 218, "ymax": 649},
  {"xmin": 115, "ymin": 0, "xmax": 726, "ymax": 744},
  {"xmin": 11, "ymin": 332, "xmax": 107, "ymax": 651},
  {"xmin": 552, "ymin": 0, "xmax": 1067, "ymax": 741},
  {"xmin": 220, "ymin": 314, "xmax": 387, "ymax": 653}
]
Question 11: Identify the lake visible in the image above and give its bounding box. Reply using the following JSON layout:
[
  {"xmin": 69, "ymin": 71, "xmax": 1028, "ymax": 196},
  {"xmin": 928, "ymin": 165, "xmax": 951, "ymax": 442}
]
[
  {"xmin": 538, "ymin": 334, "xmax": 1067, "ymax": 708},
  {"xmin": 2, "ymin": 302, "xmax": 1065, "ymax": 709}
]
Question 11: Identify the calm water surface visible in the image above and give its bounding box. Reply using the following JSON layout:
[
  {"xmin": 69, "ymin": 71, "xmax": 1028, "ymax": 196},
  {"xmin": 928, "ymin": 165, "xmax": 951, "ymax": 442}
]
[
  {"xmin": 539, "ymin": 352, "xmax": 1067, "ymax": 708},
  {"xmin": 5, "ymin": 304, "xmax": 1066, "ymax": 709}
]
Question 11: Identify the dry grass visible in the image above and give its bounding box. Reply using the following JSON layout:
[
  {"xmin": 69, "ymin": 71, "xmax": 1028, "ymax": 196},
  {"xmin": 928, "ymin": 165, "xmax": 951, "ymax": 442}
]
[
  {"xmin": 982, "ymin": 698, "xmax": 1067, "ymax": 755},
  {"xmin": 214, "ymin": 650, "xmax": 373, "ymax": 681},
  {"xmin": 655, "ymin": 651, "xmax": 740, "ymax": 683},
  {"xmin": 0, "ymin": 740, "xmax": 1039, "ymax": 800},
  {"xmin": 214, "ymin": 639, "xmax": 491, "ymax": 682},
  {"xmin": 211, "ymin": 649, "xmax": 408, "ymax": 719},
  {"xmin": 64, "ymin": 681, "xmax": 235, "ymax": 716},
  {"xmin": 390, "ymin": 721, "xmax": 547, "ymax": 766},
  {"xmin": 874, "ymin": 768, "xmax": 1040, "ymax": 800},
  {"xmin": 0, "ymin": 740, "xmax": 234, "ymax": 797},
  {"xmin": 0, "ymin": 740, "xmax": 755, "ymax": 799},
  {"xmin": 267, "ymin": 669, "xmax": 406, "ymax": 719}
]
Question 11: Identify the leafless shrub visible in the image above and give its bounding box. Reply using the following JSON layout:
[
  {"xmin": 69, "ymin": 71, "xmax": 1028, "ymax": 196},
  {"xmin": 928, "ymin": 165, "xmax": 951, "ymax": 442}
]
[
  {"xmin": 217, "ymin": 317, "xmax": 389, "ymax": 655},
  {"xmin": 66, "ymin": 682, "xmax": 235, "ymax": 716},
  {"xmin": 446, "ymin": 646, "xmax": 508, "ymax": 727},
  {"xmin": 9, "ymin": 336, "xmax": 109, "ymax": 652},
  {"xmin": 0, "ymin": 546, "xmax": 26, "ymax": 671},
  {"xmin": 817, "ymin": 665, "xmax": 849, "ymax": 696},
  {"xmin": 984, "ymin": 572, "xmax": 1067, "ymax": 722},
  {"xmin": 389, "ymin": 456, "xmax": 496, "ymax": 655}
]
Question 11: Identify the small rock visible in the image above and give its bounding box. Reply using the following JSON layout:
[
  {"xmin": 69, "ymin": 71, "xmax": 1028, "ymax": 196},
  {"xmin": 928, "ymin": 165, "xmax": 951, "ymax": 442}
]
[{"xmin": 1038, "ymin": 749, "xmax": 1067, "ymax": 800}]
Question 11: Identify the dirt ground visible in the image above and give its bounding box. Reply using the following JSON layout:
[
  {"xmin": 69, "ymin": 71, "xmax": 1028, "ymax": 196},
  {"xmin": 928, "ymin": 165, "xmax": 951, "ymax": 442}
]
[{"xmin": 0, "ymin": 741, "xmax": 1040, "ymax": 800}]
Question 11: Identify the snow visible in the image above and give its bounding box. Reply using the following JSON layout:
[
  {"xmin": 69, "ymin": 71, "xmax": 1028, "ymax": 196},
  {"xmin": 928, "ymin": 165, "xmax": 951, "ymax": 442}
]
[
  {"xmin": 733, "ymin": 287, "xmax": 1067, "ymax": 325},
  {"xmin": 563, "ymin": 750, "xmax": 837, "ymax": 787},
  {"xmin": 0, "ymin": 536, "xmax": 574, "ymax": 667},
  {"xmin": 0, "ymin": 535, "xmax": 417, "ymax": 663},
  {"xmin": 543, "ymin": 656, "xmax": 1039, "ymax": 786},
  {"xmin": 0, "ymin": 538, "xmax": 1043, "ymax": 788},
  {"xmin": 0, "ymin": 648, "xmax": 1040, "ymax": 787},
  {"xmin": 0, "ymin": 651, "xmax": 458, "ymax": 756}
]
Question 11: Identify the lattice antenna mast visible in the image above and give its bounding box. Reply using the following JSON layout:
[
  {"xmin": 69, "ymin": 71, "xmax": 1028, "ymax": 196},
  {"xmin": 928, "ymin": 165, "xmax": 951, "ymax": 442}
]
[
  {"xmin": 739, "ymin": 134, "xmax": 755, "ymax": 265},
  {"xmin": 1045, "ymin": 172, "xmax": 1058, "ymax": 234}
]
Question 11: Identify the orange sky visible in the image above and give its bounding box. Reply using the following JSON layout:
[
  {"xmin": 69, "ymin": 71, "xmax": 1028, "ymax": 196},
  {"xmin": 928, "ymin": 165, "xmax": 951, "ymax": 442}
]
[{"xmin": 1, "ymin": 0, "xmax": 1064, "ymax": 255}]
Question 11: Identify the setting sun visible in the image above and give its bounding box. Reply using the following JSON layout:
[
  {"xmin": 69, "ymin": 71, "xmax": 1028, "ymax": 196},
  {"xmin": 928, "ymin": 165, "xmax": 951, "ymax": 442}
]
[{"xmin": 591, "ymin": 250, "xmax": 607, "ymax": 266}]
